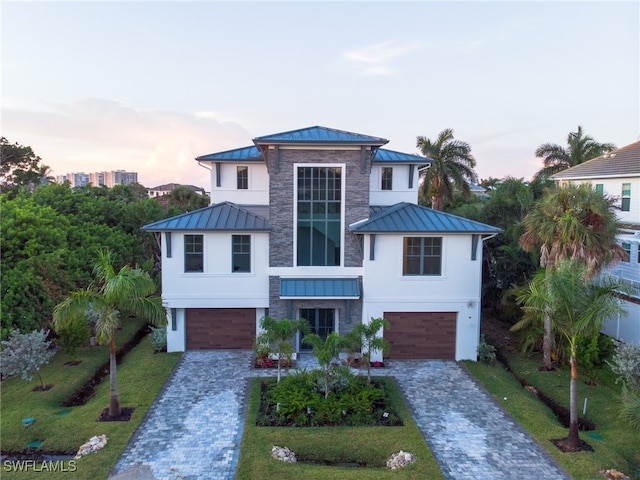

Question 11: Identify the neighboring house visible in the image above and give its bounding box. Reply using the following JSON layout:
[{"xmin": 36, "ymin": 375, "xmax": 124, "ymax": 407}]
[
  {"xmin": 551, "ymin": 140, "xmax": 640, "ymax": 344},
  {"xmin": 143, "ymin": 126, "xmax": 501, "ymax": 360},
  {"xmin": 147, "ymin": 183, "xmax": 206, "ymax": 198}
]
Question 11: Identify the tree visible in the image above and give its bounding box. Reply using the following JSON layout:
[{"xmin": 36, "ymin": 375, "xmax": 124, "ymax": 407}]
[
  {"xmin": 302, "ymin": 331, "xmax": 344, "ymax": 399},
  {"xmin": 416, "ymin": 128, "xmax": 477, "ymax": 211},
  {"xmin": 0, "ymin": 138, "xmax": 43, "ymax": 193},
  {"xmin": 53, "ymin": 248, "xmax": 166, "ymax": 417},
  {"xmin": 534, "ymin": 126, "xmax": 615, "ymax": 179},
  {"xmin": 519, "ymin": 183, "xmax": 625, "ymax": 370},
  {"xmin": 167, "ymin": 185, "xmax": 210, "ymax": 213},
  {"xmin": 255, "ymin": 316, "xmax": 308, "ymax": 383},
  {"xmin": 0, "ymin": 329, "xmax": 56, "ymax": 390},
  {"xmin": 514, "ymin": 260, "xmax": 629, "ymax": 449},
  {"xmin": 343, "ymin": 317, "xmax": 390, "ymax": 384}
]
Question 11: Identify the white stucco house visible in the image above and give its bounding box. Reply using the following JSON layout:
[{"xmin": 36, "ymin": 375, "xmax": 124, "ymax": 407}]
[
  {"xmin": 552, "ymin": 140, "xmax": 640, "ymax": 344},
  {"xmin": 143, "ymin": 126, "xmax": 502, "ymax": 360}
]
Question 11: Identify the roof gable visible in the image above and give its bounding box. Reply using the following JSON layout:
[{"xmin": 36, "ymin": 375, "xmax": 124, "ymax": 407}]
[
  {"xmin": 350, "ymin": 202, "xmax": 502, "ymax": 234},
  {"xmin": 253, "ymin": 126, "xmax": 389, "ymax": 146},
  {"xmin": 142, "ymin": 201, "xmax": 271, "ymax": 231},
  {"xmin": 551, "ymin": 140, "xmax": 640, "ymax": 180}
]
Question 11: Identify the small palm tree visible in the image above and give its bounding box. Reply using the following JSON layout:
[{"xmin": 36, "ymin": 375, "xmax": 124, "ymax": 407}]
[
  {"xmin": 53, "ymin": 248, "xmax": 165, "ymax": 417},
  {"xmin": 302, "ymin": 331, "xmax": 344, "ymax": 399},
  {"xmin": 343, "ymin": 318, "xmax": 390, "ymax": 384},
  {"xmin": 255, "ymin": 316, "xmax": 308, "ymax": 383},
  {"xmin": 416, "ymin": 128, "xmax": 477, "ymax": 211},
  {"xmin": 515, "ymin": 260, "xmax": 629, "ymax": 449},
  {"xmin": 534, "ymin": 126, "xmax": 615, "ymax": 179},
  {"xmin": 519, "ymin": 183, "xmax": 625, "ymax": 370}
]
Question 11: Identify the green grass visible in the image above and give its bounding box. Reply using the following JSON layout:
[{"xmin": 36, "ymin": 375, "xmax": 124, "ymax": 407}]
[
  {"xmin": 463, "ymin": 354, "xmax": 640, "ymax": 480},
  {"xmin": 236, "ymin": 377, "xmax": 445, "ymax": 480},
  {"xmin": 1, "ymin": 319, "xmax": 181, "ymax": 479}
]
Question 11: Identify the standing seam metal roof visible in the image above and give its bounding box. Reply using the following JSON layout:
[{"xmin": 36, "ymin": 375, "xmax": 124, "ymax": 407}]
[
  {"xmin": 253, "ymin": 126, "xmax": 389, "ymax": 145},
  {"xmin": 142, "ymin": 201, "xmax": 271, "ymax": 231},
  {"xmin": 279, "ymin": 278, "xmax": 361, "ymax": 298},
  {"xmin": 350, "ymin": 203, "xmax": 502, "ymax": 234}
]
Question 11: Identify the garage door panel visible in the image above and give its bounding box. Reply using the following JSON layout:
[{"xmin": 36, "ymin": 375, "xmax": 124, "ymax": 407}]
[
  {"xmin": 384, "ymin": 312, "xmax": 456, "ymax": 360},
  {"xmin": 186, "ymin": 308, "xmax": 255, "ymax": 350}
]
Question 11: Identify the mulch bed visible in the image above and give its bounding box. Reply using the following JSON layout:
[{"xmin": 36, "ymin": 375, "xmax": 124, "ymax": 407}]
[
  {"xmin": 97, "ymin": 407, "xmax": 135, "ymax": 422},
  {"xmin": 551, "ymin": 437, "xmax": 594, "ymax": 453},
  {"xmin": 32, "ymin": 385, "xmax": 54, "ymax": 392}
]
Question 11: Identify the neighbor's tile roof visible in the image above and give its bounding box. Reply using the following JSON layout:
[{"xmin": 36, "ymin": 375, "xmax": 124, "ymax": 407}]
[
  {"xmin": 253, "ymin": 126, "xmax": 389, "ymax": 146},
  {"xmin": 279, "ymin": 277, "xmax": 360, "ymax": 298},
  {"xmin": 350, "ymin": 202, "xmax": 502, "ymax": 234},
  {"xmin": 551, "ymin": 141, "xmax": 640, "ymax": 180},
  {"xmin": 142, "ymin": 201, "xmax": 270, "ymax": 231}
]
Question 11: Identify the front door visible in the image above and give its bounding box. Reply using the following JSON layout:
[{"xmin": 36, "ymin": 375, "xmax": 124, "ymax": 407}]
[{"xmin": 299, "ymin": 308, "xmax": 335, "ymax": 351}]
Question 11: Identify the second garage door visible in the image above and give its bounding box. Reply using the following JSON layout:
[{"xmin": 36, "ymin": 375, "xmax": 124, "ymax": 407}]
[
  {"xmin": 186, "ymin": 308, "xmax": 255, "ymax": 350},
  {"xmin": 384, "ymin": 312, "xmax": 457, "ymax": 360}
]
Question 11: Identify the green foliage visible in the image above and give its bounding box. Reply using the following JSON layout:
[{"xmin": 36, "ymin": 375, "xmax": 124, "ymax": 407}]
[
  {"xmin": 150, "ymin": 326, "xmax": 167, "ymax": 353},
  {"xmin": 0, "ymin": 329, "xmax": 56, "ymax": 389},
  {"xmin": 608, "ymin": 341, "xmax": 640, "ymax": 393},
  {"xmin": 619, "ymin": 385, "xmax": 640, "ymax": 431},
  {"xmin": 343, "ymin": 317, "xmax": 391, "ymax": 383},
  {"xmin": 256, "ymin": 316, "xmax": 308, "ymax": 382},
  {"xmin": 575, "ymin": 332, "xmax": 615, "ymax": 371},
  {"xmin": 55, "ymin": 315, "xmax": 91, "ymax": 359},
  {"xmin": 0, "ymin": 137, "xmax": 44, "ymax": 195},
  {"xmin": 477, "ymin": 334, "xmax": 497, "ymax": 364}
]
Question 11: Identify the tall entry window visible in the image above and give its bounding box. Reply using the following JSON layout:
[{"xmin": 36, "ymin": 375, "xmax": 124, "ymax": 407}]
[
  {"xmin": 300, "ymin": 308, "xmax": 335, "ymax": 350},
  {"xmin": 297, "ymin": 167, "xmax": 342, "ymax": 266}
]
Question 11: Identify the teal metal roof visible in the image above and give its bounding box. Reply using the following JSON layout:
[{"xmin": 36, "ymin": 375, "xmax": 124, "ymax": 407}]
[
  {"xmin": 142, "ymin": 202, "xmax": 270, "ymax": 231},
  {"xmin": 349, "ymin": 203, "xmax": 502, "ymax": 234},
  {"xmin": 254, "ymin": 126, "xmax": 389, "ymax": 146},
  {"xmin": 280, "ymin": 278, "xmax": 361, "ymax": 298},
  {"xmin": 374, "ymin": 148, "xmax": 430, "ymax": 164},
  {"xmin": 196, "ymin": 145, "xmax": 262, "ymax": 162}
]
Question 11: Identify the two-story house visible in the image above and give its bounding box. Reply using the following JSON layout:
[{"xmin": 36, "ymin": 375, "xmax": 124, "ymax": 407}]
[
  {"xmin": 143, "ymin": 126, "xmax": 502, "ymax": 360},
  {"xmin": 552, "ymin": 140, "xmax": 640, "ymax": 344}
]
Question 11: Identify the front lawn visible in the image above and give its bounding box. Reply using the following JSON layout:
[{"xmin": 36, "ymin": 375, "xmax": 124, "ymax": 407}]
[
  {"xmin": 1, "ymin": 319, "xmax": 181, "ymax": 479},
  {"xmin": 236, "ymin": 376, "xmax": 445, "ymax": 480},
  {"xmin": 463, "ymin": 353, "xmax": 640, "ymax": 480}
]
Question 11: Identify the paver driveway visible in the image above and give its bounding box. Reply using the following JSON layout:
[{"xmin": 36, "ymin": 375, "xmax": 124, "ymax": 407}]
[{"xmin": 110, "ymin": 350, "xmax": 571, "ymax": 480}]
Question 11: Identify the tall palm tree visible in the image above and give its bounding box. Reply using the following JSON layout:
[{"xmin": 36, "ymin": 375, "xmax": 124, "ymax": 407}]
[
  {"xmin": 416, "ymin": 128, "xmax": 477, "ymax": 211},
  {"xmin": 534, "ymin": 126, "xmax": 615, "ymax": 179},
  {"xmin": 519, "ymin": 183, "xmax": 625, "ymax": 370},
  {"xmin": 515, "ymin": 260, "xmax": 629, "ymax": 450},
  {"xmin": 53, "ymin": 248, "xmax": 165, "ymax": 417}
]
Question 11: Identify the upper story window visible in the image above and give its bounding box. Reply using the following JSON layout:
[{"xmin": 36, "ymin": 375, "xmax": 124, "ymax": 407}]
[
  {"xmin": 296, "ymin": 166, "xmax": 342, "ymax": 266},
  {"xmin": 184, "ymin": 234, "xmax": 204, "ymax": 272},
  {"xmin": 381, "ymin": 167, "xmax": 393, "ymax": 191},
  {"xmin": 232, "ymin": 235, "xmax": 251, "ymax": 272},
  {"xmin": 622, "ymin": 242, "xmax": 631, "ymax": 262},
  {"xmin": 594, "ymin": 184, "xmax": 604, "ymax": 195},
  {"xmin": 622, "ymin": 183, "xmax": 631, "ymax": 212},
  {"xmin": 403, "ymin": 237, "xmax": 442, "ymax": 276},
  {"xmin": 237, "ymin": 166, "xmax": 248, "ymax": 190}
]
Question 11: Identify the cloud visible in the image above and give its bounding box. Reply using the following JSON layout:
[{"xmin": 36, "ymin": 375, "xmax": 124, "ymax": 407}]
[
  {"xmin": 343, "ymin": 40, "xmax": 422, "ymax": 76},
  {"xmin": 2, "ymin": 99, "xmax": 252, "ymax": 189}
]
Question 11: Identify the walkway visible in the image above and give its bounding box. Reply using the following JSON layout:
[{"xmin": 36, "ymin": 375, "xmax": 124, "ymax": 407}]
[{"xmin": 110, "ymin": 351, "xmax": 571, "ymax": 480}]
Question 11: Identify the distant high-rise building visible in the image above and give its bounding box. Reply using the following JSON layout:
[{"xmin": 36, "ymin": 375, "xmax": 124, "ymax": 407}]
[
  {"xmin": 56, "ymin": 170, "xmax": 138, "ymax": 188},
  {"xmin": 56, "ymin": 172, "xmax": 90, "ymax": 187}
]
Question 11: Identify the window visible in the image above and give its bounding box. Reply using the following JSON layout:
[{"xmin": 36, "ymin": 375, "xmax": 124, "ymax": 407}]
[
  {"xmin": 297, "ymin": 166, "xmax": 342, "ymax": 266},
  {"xmin": 622, "ymin": 183, "xmax": 631, "ymax": 212},
  {"xmin": 594, "ymin": 184, "xmax": 604, "ymax": 195},
  {"xmin": 237, "ymin": 166, "xmax": 248, "ymax": 190},
  {"xmin": 232, "ymin": 235, "xmax": 251, "ymax": 272},
  {"xmin": 184, "ymin": 235, "xmax": 203, "ymax": 272},
  {"xmin": 403, "ymin": 237, "xmax": 442, "ymax": 275},
  {"xmin": 299, "ymin": 308, "xmax": 334, "ymax": 350},
  {"xmin": 623, "ymin": 242, "xmax": 631, "ymax": 262},
  {"xmin": 381, "ymin": 167, "xmax": 393, "ymax": 191}
]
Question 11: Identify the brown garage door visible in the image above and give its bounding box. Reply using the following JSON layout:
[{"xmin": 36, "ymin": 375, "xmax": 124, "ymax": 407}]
[
  {"xmin": 384, "ymin": 312, "xmax": 457, "ymax": 359},
  {"xmin": 186, "ymin": 308, "xmax": 255, "ymax": 350}
]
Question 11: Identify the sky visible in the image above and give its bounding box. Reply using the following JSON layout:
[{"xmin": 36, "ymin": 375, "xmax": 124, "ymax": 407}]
[{"xmin": 2, "ymin": 1, "xmax": 639, "ymax": 190}]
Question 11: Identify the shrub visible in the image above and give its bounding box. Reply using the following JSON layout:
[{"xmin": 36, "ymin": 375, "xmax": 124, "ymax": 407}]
[
  {"xmin": 149, "ymin": 326, "xmax": 167, "ymax": 353},
  {"xmin": 0, "ymin": 329, "xmax": 55, "ymax": 389},
  {"xmin": 619, "ymin": 385, "xmax": 640, "ymax": 431},
  {"xmin": 608, "ymin": 341, "xmax": 640, "ymax": 392},
  {"xmin": 477, "ymin": 334, "xmax": 497, "ymax": 364},
  {"xmin": 55, "ymin": 315, "xmax": 90, "ymax": 359},
  {"xmin": 575, "ymin": 332, "xmax": 615, "ymax": 370}
]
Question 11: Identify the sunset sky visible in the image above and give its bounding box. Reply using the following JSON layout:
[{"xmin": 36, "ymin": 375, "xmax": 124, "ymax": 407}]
[{"xmin": 3, "ymin": 1, "xmax": 638, "ymax": 190}]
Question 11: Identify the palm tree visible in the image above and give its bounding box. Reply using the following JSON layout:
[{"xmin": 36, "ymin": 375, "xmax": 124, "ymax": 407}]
[
  {"xmin": 255, "ymin": 316, "xmax": 308, "ymax": 383},
  {"xmin": 343, "ymin": 317, "xmax": 390, "ymax": 384},
  {"xmin": 534, "ymin": 126, "xmax": 615, "ymax": 179},
  {"xmin": 302, "ymin": 331, "xmax": 344, "ymax": 399},
  {"xmin": 515, "ymin": 260, "xmax": 629, "ymax": 449},
  {"xmin": 53, "ymin": 248, "xmax": 165, "ymax": 417},
  {"xmin": 416, "ymin": 128, "xmax": 477, "ymax": 211},
  {"xmin": 519, "ymin": 183, "xmax": 625, "ymax": 370}
]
